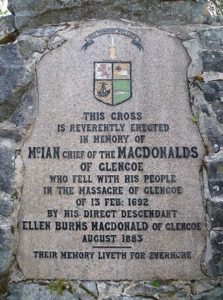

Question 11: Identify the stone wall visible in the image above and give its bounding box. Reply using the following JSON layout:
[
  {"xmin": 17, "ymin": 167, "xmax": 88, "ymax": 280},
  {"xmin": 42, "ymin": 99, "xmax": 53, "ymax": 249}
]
[{"xmin": 1, "ymin": 0, "xmax": 223, "ymax": 299}]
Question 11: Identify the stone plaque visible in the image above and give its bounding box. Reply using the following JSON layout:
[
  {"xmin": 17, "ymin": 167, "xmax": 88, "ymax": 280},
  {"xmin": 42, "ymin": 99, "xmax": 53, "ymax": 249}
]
[{"xmin": 18, "ymin": 21, "xmax": 206, "ymax": 280}]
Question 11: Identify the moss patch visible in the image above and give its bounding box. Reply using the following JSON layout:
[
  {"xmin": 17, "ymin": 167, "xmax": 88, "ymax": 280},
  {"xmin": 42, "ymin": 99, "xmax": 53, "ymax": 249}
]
[{"xmin": 48, "ymin": 279, "xmax": 70, "ymax": 295}]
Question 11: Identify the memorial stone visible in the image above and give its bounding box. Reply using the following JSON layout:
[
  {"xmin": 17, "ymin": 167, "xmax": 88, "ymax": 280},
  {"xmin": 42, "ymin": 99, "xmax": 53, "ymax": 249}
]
[{"xmin": 17, "ymin": 20, "xmax": 206, "ymax": 280}]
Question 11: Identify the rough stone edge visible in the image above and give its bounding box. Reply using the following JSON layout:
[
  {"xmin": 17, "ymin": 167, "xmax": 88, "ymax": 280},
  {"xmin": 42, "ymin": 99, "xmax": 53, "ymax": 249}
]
[
  {"xmin": 0, "ymin": 17, "xmax": 223, "ymax": 299},
  {"xmin": 7, "ymin": 0, "xmax": 209, "ymax": 31},
  {"xmin": 181, "ymin": 26, "xmax": 223, "ymax": 278}
]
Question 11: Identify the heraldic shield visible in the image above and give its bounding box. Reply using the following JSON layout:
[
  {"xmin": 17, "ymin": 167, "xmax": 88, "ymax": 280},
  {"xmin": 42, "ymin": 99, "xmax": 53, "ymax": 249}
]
[{"xmin": 94, "ymin": 62, "xmax": 132, "ymax": 106}]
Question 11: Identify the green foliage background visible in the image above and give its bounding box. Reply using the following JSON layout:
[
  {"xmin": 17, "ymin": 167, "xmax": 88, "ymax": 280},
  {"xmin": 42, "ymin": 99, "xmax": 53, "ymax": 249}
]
[
  {"xmin": 0, "ymin": 0, "xmax": 8, "ymax": 16},
  {"xmin": 212, "ymin": 0, "xmax": 223, "ymax": 13}
]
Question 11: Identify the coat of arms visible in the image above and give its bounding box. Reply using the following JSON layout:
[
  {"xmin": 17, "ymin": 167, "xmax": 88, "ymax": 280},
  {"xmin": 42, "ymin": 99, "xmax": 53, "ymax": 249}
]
[
  {"xmin": 94, "ymin": 61, "xmax": 132, "ymax": 106},
  {"xmin": 82, "ymin": 28, "xmax": 143, "ymax": 106}
]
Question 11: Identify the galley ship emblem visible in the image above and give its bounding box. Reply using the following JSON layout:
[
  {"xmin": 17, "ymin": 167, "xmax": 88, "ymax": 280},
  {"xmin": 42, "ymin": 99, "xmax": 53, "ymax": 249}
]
[{"xmin": 94, "ymin": 36, "xmax": 132, "ymax": 106}]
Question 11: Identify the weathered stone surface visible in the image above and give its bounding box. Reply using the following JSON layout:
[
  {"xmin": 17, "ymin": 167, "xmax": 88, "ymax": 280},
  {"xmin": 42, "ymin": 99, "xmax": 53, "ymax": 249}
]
[
  {"xmin": 80, "ymin": 281, "xmax": 98, "ymax": 298},
  {"xmin": 0, "ymin": 193, "xmax": 13, "ymax": 217},
  {"xmin": 0, "ymin": 44, "xmax": 26, "ymax": 103},
  {"xmin": 0, "ymin": 146, "xmax": 15, "ymax": 194},
  {"xmin": 0, "ymin": 3, "xmax": 222, "ymax": 298},
  {"xmin": 24, "ymin": 25, "xmax": 66, "ymax": 38},
  {"xmin": 105, "ymin": 297, "xmax": 153, "ymax": 300},
  {"xmin": 74, "ymin": 289, "xmax": 95, "ymax": 300},
  {"xmin": 191, "ymin": 279, "xmax": 220, "ymax": 295},
  {"xmin": 174, "ymin": 291, "xmax": 190, "ymax": 300},
  {"xmin": 9, "ymin": 81, "xmax": 38, "ymax": 127},
  {"xmin": 0, "ymin": 0, "xmax": 222, "ymax": 298},
  {"xmin": 0, "ymin": 226, "xmax": 14, "ymax": 274},
  {"xmin": 69, "ymin": 281, "xmax": 96, "ymax": 300},
  {"xmin": 192, "ymin": 287, "xmax": 223, "ymax": 300},
  {"xmin": 125, "ymin": 284, "xmax": 155, "ymax": 298},
  {"xmin": 0, "ymin": 130, "xmax": 22, "ymax": 143},
  {"xmin": 169, "ymin": 281, "xmax": 191, "ymax": 300},
  {"xmin": 95, "ymin": 282, "xmax": 124, "ymax": 299},
  {"xmin": 7, "ymin": 283, "xmax": 78, "ymax": 300},
  {"xmin": 0, "ymin": 272, "xmax": 10, "ymax": 296},
  {"xmin": 207, "ymin": 199, "xmax": 223, "ymax": 228},
  {"xmin": 197, "ymin": 28, "xmax": 223, "ymax": 49},
  {"xmin": 206, "ymin": 154, "xmax": 223, "ymax": 198},
  {"xmin": 206, "ymin": 230, "xmax": 223, "ymax": 277},
  {"xmin": 198, "ymin": 81, "xmax": 223, "ymax": 104},
  {"xmin": 8, "ymin": 0, "xmax": 208, "ymax": 30},
  {"xmin": 200, "ymin": 116, "xmax": 223, "ymax": 152},
  {"xmin": 0, "ymin": 15, "xmax": 17, "ymax": 44},
  {"xmin": 17, "ymin": 20, "xmax": 205, "ymax": 280},
  {"xmin": 202, "ymin": 50, "xmax": 223, "ymax": 73},
  {"xmin": 125, "ymin": 283, "xmax": 176, "ymax": 298},
  {"xmin": 0, "ymin": 44, "xmax": 29, "ymax": 122},
  {"xmin": 212, "ymin": 101, "xmax": 223, "ymax": 124},
  {"xmin": 17, "ymin": 35, "xmax": 47, "ymax": 59}
]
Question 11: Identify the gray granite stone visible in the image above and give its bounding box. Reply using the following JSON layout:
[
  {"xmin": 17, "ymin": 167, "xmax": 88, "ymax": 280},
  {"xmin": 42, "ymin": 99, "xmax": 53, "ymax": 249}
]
[
  {"xmin": 70, "ymin": 281, "xmax": 95, "ymax": 300},
  {"xmin": 125, "ymin": 283, "xmax": 176, "ymax": 298},
  {"xmin": 175, "ymin": 289, "xmax": 190, "ymax": 300},
  {"xmin": 201, "ymin": 116, "xmax": 223, "ymax": 152},
  {"xmin": 9, "ymin": 82, "xmax": 38, "ymax": 128},
  {"xmin": 0, "ymin": 44, "xmax": 26, "ymax": 103},
  {"xmin": 198, "ymin": 81, "xmax": 223, "ymax": 104},
  {"xmin": 0, "ymin": 226, "xmax": 14, "ymax": 274},
  {"xmin": 202, "ymin": 50, "xmax": 223, "ymax": 73},
  {"xmin": 109, "ymin": 298, "xmax": 154, "ymax": 300},
  {"xmin": 0, "ymin": 193, "xmax": 13, "ymax": 218},
  {"xmin": 0, "ymin": 146, "xmax": 15, "ymax": 194},
  {"xmin": 191, "ymin": 279, "xmax": 220, "ymax": 295},
  {"xmin": 23, "ymin": 25, "xmax": 66, "ymax": 38},
  {"xmin": 197, "ymin": 28, "xmax": 223, "ymax": 49},
  {"xmin": 17, "ymin": 20, "xmax": 205, "ymax": 280},
  {"xmin": 207, "ymin": 199, "xmax": 223, "ymax": 228},
  {"xmin": 0, "ymin": 44, "xmax": 29, "ymax": 122},
  {"xmin": 0, "ymin": 15, "xmax": 17, "ymax": 44},
  {"xmin": 125, "ymin": 284, "xmax": 157, "ymax": 298},
  {"xmin": 212, "ymin": 101, "xmax": 223, "ymax": 124},
  {"xmin": 206, "ymin": 157, "xmax": 223, "ymax": 198},
  {"xmin": 8, "ymin": 0, "xmax": 208, "ymax": 30},
  {"xmin": 0, "ymin": 130, "xmax": 21, "ymax": 143},
  {"xmin": 104, "ymin": 297, "xmax": 155, "ymax": 300},
  {"xmin": 0, "ymin": 0, "xmax": 222, "ymax": 298},
  {"xmin": 206, "ymin": 125, "xmax": 223, "ymax": 151},
  {"xmin": 192, "ymin": 287, "xmax": 223, "ymax": 300},
  {"xmin": 95, "ymin": 282, "xmax": 124, "ymax": 299},
  {"xmin": 17, "ymin": 35, "xmax": 47, "ymax": 59},
  {"xmin": 206, "ymin": 230, "xmax": 223, "ymax": 277},
  {"xmin": 0, "ymin": 272, "xmax": 9, "ymax": 296},
  {"xmin": 79, "ymin": 282, "xmax": 98, "ymax": 298},
  {"xmin": 212, "ymin": 102, "xmax": 223, "ymax": 124},
  {"xmin": 7, "ymin": 282, "xmax": 78, "ymax": 300}
]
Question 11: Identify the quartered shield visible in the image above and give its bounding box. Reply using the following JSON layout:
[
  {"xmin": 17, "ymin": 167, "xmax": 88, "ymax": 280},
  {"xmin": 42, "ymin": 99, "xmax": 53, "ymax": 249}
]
[{"xmin": 94, "ymin": 61, "xmax": 132, "ymax": 106}]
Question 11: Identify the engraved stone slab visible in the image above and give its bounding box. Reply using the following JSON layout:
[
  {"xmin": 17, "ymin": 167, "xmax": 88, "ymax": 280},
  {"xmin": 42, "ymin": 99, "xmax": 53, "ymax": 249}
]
[{"xmin": 17, "ymin": 20, "xmax": 206, "ymax": 280}]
